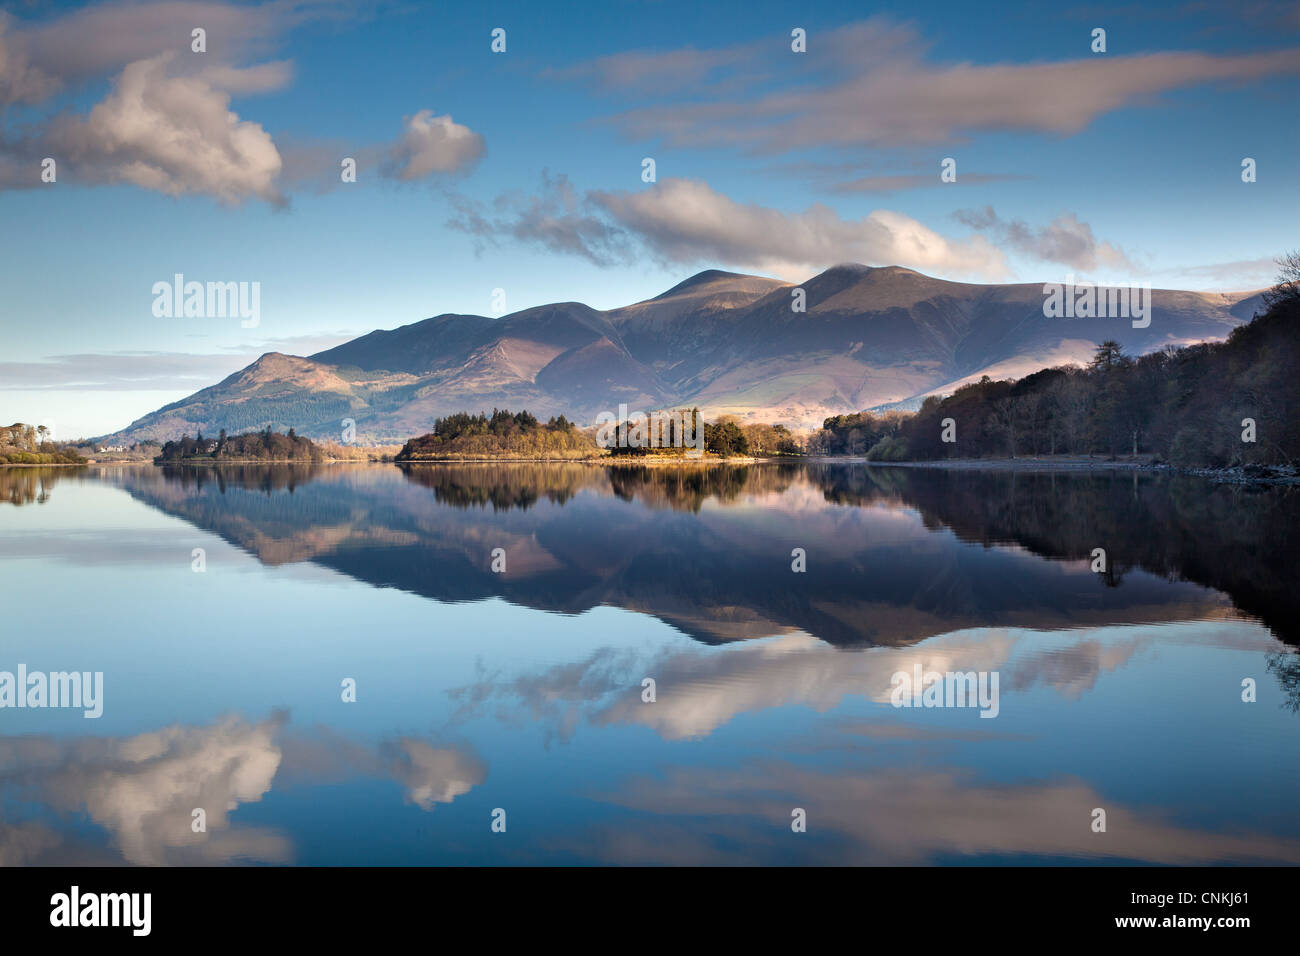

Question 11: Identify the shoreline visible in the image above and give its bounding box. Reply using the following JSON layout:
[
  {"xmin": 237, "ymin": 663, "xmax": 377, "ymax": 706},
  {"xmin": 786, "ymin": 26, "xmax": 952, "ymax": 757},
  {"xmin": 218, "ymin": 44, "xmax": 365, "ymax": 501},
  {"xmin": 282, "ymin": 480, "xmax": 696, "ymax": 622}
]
[
  {"xmin": 10, "ymin": 455, "xmax": 1294, "ymax": 485},
  {"xmin": 860, "ymin": 456, "xmax": 1153, "ymax": 471},
  {"xmin": 151, "ymin": 457, "xmax": 391, "ymax": 465},
  {"xmin": 395, "ymin": 455, "xmax": 781, "ymax": 465},
  {"xmin": 0, "ymin": 460, "xmax": 95, "ymax": 468},
  {"xmin": 391, "ymin": 455, "xmax": 1300, "ymax": 485},
  {"xmin": 852, "ymin": 457, "xmax": 1300, "ymax": 485}
]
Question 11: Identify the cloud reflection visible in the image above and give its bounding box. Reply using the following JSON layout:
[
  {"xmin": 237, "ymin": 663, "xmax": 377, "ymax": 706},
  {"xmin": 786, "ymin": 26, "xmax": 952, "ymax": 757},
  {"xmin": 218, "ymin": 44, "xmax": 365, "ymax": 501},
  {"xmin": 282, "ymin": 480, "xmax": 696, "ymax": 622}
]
[
  {"xmin": 574, "ymin": 761, "xmax": 1300, "ymax": 865},
  {"xmin": 451, "ymin": 625, "xmax": 1276, "ymax": 741},
  {"xmin": 0, "ymin": 714, "xmax": 487, "ymax": 865}
]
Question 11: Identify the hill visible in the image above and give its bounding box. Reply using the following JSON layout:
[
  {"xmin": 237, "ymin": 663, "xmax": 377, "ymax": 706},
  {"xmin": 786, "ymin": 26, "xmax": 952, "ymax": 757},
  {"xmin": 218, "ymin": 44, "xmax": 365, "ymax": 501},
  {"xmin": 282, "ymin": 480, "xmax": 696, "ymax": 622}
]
[
  {"xmin": 100, "ymin": 266, "xmax": 1263, "ymax": 443},
  {"xmin": 865, "ymin": 289, "xmax": 1300, "ymax": 467}
]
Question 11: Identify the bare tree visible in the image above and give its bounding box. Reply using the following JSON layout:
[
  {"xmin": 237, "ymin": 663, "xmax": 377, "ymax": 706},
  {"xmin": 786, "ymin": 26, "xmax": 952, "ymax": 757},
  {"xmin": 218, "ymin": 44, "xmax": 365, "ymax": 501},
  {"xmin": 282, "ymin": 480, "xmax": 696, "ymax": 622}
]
[{"xmin": 1263, "ymin": 250, "xmax": 1300, "ymax": 308}]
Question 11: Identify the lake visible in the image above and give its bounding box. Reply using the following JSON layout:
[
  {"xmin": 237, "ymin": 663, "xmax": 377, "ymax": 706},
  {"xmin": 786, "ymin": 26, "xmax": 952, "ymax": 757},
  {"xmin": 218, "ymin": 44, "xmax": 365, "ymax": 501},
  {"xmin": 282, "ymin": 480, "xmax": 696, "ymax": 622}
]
[{"xmin": 1, "ymin": 461, "xmax": 1298, "ymax": 865}]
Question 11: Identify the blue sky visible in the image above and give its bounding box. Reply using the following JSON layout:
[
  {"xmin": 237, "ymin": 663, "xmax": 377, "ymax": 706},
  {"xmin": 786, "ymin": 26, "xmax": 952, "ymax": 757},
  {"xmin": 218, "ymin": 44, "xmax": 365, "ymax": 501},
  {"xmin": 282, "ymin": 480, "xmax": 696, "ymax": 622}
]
[{"xmin": 1, "ymin": 0, "xmax": 1298, "ymax": 437}]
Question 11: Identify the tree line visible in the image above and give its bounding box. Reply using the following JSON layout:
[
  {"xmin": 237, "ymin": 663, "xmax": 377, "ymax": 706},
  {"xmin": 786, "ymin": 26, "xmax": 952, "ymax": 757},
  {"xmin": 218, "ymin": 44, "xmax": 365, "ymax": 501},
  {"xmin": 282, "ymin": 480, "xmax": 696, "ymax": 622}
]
[
  {"xmin": 156, "ymin": 428, "xmax": 323, "ymax": 462},
  {"xmin": 604, "ymin": 408, "xmax": 802, "ymax": 458},
  {"xmin": 812, "ymin": 257, "xmax": 1300, "ymax": 468},
  {"xmin": 397, "ymin": 409, "xmax": 597, "ymax": 460},
  {"xmin": 1, "ymin": 423, "xmax": 85, "ymax": 465}
]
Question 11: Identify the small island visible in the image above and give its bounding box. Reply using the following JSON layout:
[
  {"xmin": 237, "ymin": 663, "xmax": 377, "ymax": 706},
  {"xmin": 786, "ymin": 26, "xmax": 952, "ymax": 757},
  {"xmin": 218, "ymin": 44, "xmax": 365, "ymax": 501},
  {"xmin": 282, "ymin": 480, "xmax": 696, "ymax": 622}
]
[
  {"xmin": 396, "ymin": 410, "xmax": 599, "ymax": 461},
  {"xmin": 156, "ymin": 428, "xmax": 324, "ymax": 462}
]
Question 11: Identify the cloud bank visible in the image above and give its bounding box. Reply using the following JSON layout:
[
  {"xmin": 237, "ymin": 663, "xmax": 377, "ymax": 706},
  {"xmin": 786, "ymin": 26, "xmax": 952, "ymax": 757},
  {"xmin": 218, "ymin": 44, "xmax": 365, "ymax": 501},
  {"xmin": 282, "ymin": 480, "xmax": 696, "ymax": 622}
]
[
  {"xmin": 0, "ymin": 2, "xmax": 484, "ymax": 203},
  {"xmin": 564, "ymin": 18, "xmax": 1300, "ymax": 153},
  {"xmin": 451, "ymin": 174, "xmax": 1139, "ymax": 281}
]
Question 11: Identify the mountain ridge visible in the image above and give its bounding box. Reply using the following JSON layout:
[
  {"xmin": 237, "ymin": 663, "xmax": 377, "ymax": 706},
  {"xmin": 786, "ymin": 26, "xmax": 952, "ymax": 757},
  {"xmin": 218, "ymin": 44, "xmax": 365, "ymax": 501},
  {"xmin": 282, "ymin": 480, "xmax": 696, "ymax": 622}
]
[{"xmin": 101, "ymin": 265, "xmax": 1266, "ymax": 443}]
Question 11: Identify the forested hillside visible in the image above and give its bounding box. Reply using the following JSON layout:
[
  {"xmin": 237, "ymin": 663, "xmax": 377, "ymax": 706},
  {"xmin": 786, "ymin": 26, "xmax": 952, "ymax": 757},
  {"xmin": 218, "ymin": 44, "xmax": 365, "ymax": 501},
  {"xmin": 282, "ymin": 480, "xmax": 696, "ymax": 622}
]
[{"xmin": 812, "ymin": 260, "xmax": 1300, "ymax": 468}]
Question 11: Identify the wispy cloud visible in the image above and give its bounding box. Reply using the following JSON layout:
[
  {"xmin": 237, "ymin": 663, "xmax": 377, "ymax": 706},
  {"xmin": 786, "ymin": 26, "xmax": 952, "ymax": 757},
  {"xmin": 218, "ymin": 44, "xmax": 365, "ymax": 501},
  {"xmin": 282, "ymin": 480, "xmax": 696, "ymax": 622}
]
[
  {"xmin": 449, "ymin": 173, "xmax": 1013, "ymax": 280},
  {"xmin": 955, "ymin": 206, "xmax": 1136, "ymax": 272},
  {"xmin": 833, "ymin": 172, "xmax": 1027, "ymax": 194},
  {"xmin": 557, "ymin": 17, "xmax": 1300, "ymax": 153},
  {"xmin": 448, "ymin": 170, "xmax": 631, "ymax": 266},
  {"xmin": 584, "ymin": 761, "xmax": 1300, "ymax": 865},
  {"xmin": 2, "ymin": 0, "xmax": 354, "ymax": 101},
  {"xmin": 1154, "ymin": 256, "xmax": 1279, "ymax": 290},
  {"xmin": 543, "ymin": 42, "xmax": 759, "ymax": 94},
  {"xmin": 0, "ymin": 333, "xmax": 358, "ymax": 390}
]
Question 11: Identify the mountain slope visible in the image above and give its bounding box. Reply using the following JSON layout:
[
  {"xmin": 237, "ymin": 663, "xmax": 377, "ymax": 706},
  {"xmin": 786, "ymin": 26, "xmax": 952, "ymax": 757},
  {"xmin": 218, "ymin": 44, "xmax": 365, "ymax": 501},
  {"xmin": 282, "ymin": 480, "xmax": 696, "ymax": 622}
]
[{"xmin": 103, "ymin": 266, "xmax": 1265, "ymax": 442}]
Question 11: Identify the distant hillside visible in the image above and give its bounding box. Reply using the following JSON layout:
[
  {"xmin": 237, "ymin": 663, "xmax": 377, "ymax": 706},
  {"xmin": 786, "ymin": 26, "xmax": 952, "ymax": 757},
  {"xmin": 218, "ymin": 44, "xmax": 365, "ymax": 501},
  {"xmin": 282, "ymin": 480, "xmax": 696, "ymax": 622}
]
[{"xmin": 101, "ymin": 266, "xmax": 1264, "ymax": 443}]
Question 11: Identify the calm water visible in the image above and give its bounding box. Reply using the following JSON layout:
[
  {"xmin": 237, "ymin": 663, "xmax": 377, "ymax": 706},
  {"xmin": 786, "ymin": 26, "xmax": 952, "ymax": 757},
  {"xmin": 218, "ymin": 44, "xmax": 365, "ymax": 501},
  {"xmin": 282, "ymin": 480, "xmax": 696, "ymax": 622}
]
[{"xmin": 2, "ymin": 462, "xmax": 1298, "ymax": 865}]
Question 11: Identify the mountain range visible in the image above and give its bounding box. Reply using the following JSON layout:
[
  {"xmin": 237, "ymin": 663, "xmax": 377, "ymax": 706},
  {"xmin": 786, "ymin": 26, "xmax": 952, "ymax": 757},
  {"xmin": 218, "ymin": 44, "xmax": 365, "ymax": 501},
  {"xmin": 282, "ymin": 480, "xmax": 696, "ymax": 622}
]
[{"xmin": 103, "ymin": 264, "xmax": 1265, "ymax": 443}]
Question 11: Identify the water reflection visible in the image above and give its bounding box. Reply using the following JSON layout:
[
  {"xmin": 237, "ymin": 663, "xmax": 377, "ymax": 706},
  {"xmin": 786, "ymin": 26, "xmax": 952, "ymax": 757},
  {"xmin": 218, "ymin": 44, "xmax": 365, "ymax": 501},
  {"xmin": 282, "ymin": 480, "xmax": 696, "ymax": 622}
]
[
  {"xmin": 0, "ymin": 713, "xmax": 485, "ymax": 865},
  {"xmin": 574, "ymin": 758, "xmax": 1300, "ymax": 865},
  {"xmin": 3, "ymin": 462, "xmax": 1298, "ymax": 866},
  {"xmin": 449, "ymin": 623, "xmax": 1279, "ymax": 740},
  {"xmin": 0, "ymin": 466, "xmax": 81, "ymax": 506},
  {"xmin": 73, "ymin": 462, "xmax": 1298, "ymax": 647}
]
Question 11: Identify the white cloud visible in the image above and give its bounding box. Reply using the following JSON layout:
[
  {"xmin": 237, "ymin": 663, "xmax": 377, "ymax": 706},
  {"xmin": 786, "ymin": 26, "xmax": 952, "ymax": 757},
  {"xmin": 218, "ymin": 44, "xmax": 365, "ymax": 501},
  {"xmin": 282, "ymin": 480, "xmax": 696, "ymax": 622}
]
[
  {"xmin": 0, "ymin": 3, "xmax": 484, "ymax": 202},
  {"xmin": 450, "ymin": 174, "xmax": 1010, "ymax": 280},
  {"xmin": 591, "ymin": 178, "xmax": 1009, "ymax": 280},
  {"xmin": 383, "ymin": 109, "xmax": 485, "ymax": 180},
  {"xmin": 41, "ymin": 53, "xmax": 285, "ymax": 204},
  {"xmin": 955, "ymin": 206, "xmax": 1135, "ymax": 272}
]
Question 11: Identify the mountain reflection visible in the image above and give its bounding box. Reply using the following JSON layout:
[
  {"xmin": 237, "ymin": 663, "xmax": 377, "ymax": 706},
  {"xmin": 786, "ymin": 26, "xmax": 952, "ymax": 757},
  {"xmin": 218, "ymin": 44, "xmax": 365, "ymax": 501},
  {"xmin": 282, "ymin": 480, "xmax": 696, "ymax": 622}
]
[
  {"xmin": 83, "ymin": 461, "xmax": 1300, "ymax": 648},
  {"xmin": 5, "ymin": 462, "xmax": 1299, "ymax": 866},
  {"xmin": 810, "ymin": 465, "xmax": 1300, "ymax": 643}
]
